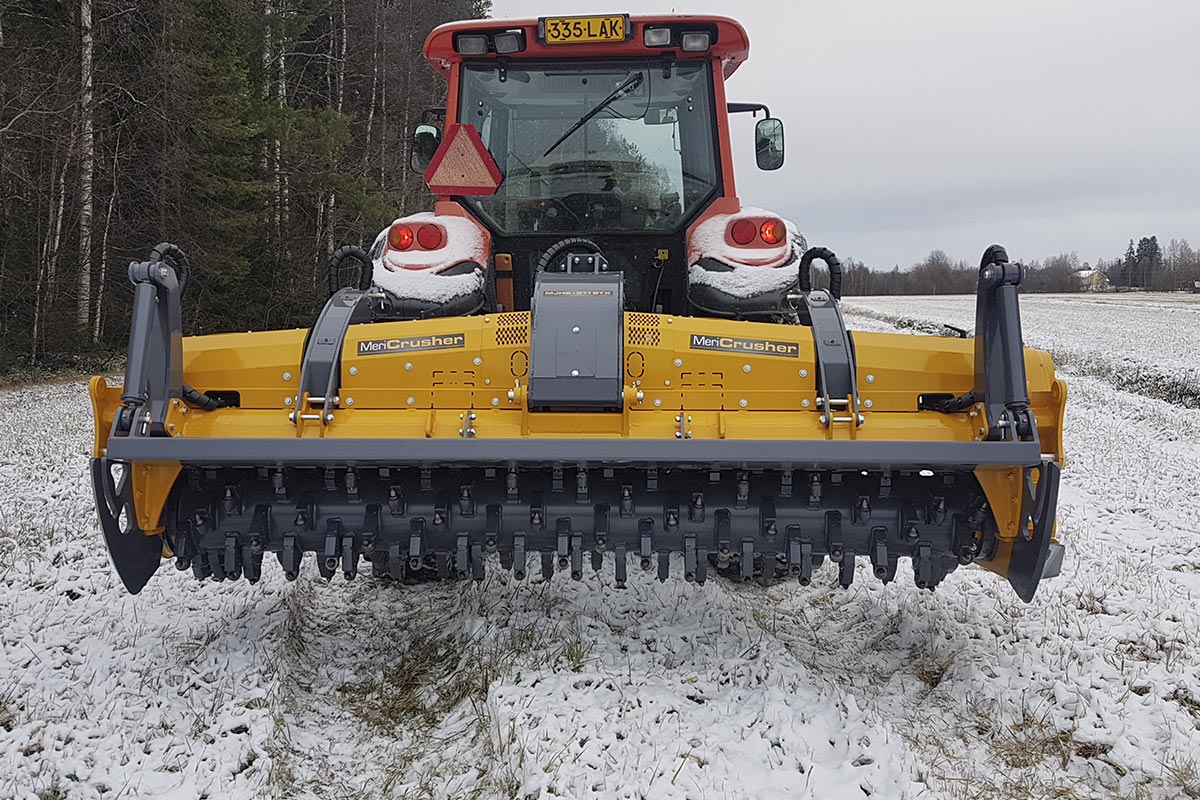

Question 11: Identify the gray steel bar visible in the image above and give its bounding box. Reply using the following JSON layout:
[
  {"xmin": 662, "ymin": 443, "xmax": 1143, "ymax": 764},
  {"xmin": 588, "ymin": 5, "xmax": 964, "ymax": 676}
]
[
  {"xmin": 298, "ymin": 288, "xmax": 374, "ymax": 406},
  {"xmin": 973, "ymin": 245, "xmax": 1033, "ymax": 439},
  {"xmin": 106, "ymin": 435, "xmax": 1044, "ymax": 469},
  {"xmin": 121, "ymin": 253, "xmax": 184, "ymax": 433}
]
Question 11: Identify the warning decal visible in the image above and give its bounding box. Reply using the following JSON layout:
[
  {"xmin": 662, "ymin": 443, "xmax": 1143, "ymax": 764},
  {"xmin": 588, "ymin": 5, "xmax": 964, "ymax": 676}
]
[{"xmin": 423, "ymin": 123, "xmax": 503, "ymax": 196}]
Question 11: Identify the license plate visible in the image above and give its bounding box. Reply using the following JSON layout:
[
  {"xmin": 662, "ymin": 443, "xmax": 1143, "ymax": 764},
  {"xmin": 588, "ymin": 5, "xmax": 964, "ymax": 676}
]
[{"xmin": 540, "ymin": 14, "xmax": 630, "ymax": 45}]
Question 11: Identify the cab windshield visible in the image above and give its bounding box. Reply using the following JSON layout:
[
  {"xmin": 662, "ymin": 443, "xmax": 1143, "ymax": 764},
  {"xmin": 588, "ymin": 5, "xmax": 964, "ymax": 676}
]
[{"xmin": 458, "ymin": 59, "xmax": 720, "ymax": 235}]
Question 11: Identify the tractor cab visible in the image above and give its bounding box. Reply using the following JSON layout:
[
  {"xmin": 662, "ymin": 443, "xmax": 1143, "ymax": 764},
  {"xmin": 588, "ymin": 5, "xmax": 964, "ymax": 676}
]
[{"xmin": 372, "ymin": 15, "xmax": 796, "ymax": 320}]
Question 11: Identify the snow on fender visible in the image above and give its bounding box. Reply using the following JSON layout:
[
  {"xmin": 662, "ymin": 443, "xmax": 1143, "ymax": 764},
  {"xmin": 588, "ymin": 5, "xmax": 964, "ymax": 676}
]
[
  {"xmin": 687, "ymin": 207, "xmax": 807, "ymax": 298},
  {"xmin": 371, "ymin": 212, "xmax": 488, "ymax": 303}
]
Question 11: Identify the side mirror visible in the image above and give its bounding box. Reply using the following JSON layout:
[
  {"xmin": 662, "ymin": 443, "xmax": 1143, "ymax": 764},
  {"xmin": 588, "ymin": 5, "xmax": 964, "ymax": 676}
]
[
  {"xmin": 411, "ymin": 124, "xmax": 441, "ymax": 173},
  {"xmin": 754, "ymin": 117, "xmax": 785, "ymax": 171}
]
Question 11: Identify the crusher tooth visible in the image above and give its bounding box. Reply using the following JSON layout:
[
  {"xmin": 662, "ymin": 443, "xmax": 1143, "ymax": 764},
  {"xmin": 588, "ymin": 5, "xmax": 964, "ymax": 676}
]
[{"xmin": 91, "ymin": 13, "xmax": 1067, "ymax": 600}]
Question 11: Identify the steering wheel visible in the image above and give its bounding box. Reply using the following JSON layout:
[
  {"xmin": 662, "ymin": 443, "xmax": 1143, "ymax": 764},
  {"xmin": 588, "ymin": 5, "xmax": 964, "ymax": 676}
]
[{"xmin": 535, "ymin": 237, "xmax": 604, "ymax": 273}]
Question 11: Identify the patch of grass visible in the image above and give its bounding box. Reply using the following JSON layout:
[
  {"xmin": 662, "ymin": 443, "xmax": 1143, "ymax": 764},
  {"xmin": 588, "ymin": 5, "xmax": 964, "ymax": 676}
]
[
  {"xmin": 342, "ymin": 629, "xmax": 472, "ymax": 730},
  {"xmin": 986, "ymin": 711, "xmax": 1073, "ymax": 770},
  {"xmin": 265, "ymin": 576, "xmax": 617, "ymax": 798},
  {"xmin": 1073, "ymin": 741, "xmax": 1112, "ymax": 760},
  {"xmin": 346, "ymin": 616, "xmax": 553, "ymax": 733},
  {"xmin": 1170, "ymin": 687, "xmax": 1200, "ymax": 719},
  {"xmin": 265, "ymin": 712, "xmax": 298, "ymax": 797},
  {"xmin": 1113, "ymin": 632, "xmax": 1189, "ymax": 671},
  {"xmin": 911, "ymin": 636, "xmax": 957, "ymax": 690},
  {"xmin": 555, "ymin": 620, "xmax": 592, "ymax": 673},
  {"xmin": 481, "ymin": 717, "xmax": 527, "ymax": 798},
  {"xmin": 0, "ymin": 507, "xmax": 70, "ymax": 569},
  {"xmin": 901, "ymin": 698, "xmax": 1150, "ymax": 800},
  {"xmin": 932, "ymin": 773, "xmax": 1109, "ymax": 800},
  {"xmin": 332, "ymin": 589, "xmax": 563, "ymax": 797},
  {"xmin": 0, "ymin": 686, "xmax": 16, "ymax": 732},
  {"xmin": 1163, "ymin": 752, "xmax": 1200, "ymax": 799},
  {"xmin": 1074, "ymin": 586, "xmax": 1110, "ymax": 615}
]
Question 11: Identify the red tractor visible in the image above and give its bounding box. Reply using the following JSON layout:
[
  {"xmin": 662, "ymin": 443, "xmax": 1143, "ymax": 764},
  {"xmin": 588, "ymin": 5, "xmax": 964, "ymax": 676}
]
[{"xmin": 93, "ymin": 14, "xmax": 1065, "ymax": 601}]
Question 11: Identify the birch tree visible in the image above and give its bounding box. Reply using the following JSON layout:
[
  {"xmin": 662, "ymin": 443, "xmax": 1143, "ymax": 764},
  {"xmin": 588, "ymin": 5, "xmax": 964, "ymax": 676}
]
[{"xmin": 77, "ymin": 0, "xmax": 95, "ymax": 332}]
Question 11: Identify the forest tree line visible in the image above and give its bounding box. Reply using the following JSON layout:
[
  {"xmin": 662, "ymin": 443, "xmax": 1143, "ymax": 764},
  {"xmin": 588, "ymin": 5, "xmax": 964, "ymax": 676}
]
[
  {"xmin": 0, "ymin": 0, "xmax": 488, "ymax": 373},
  {"xmin": 837, "ymin": 235, "xmax": 1200, "ymax": 297},
  {"xmin": 2, "ymin": 2, "xmax": 1197, "ymax": 377}
]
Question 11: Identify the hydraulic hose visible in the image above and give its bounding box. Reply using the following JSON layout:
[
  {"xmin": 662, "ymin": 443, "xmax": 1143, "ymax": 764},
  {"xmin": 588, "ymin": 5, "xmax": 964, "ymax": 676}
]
[
  {"xmin": 799, "ymin": 246, "xmax": 843, "ymax": 300},
  {"xmin": 182, "ymin": 383, "xmax": 226, "ymax": 411},
  {"xmin": 147, "ymin": 242, "xmax": 189, "ymax": 297},
  {"xmin": 329, "ymin": 244, "xmax": 373, "ymax": 296}
]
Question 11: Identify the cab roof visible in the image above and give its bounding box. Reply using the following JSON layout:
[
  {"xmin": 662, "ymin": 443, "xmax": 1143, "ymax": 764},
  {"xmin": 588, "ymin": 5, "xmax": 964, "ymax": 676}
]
[{"xmin": 423, "ymin": 14, "xmax": 750, "ymax": 79}]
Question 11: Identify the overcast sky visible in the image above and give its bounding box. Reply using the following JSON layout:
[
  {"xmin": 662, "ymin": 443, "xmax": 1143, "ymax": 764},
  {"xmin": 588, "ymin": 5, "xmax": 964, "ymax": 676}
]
[{"xmin": 488, "ymin": 0, "xmax": 1200, "ymax": 267}]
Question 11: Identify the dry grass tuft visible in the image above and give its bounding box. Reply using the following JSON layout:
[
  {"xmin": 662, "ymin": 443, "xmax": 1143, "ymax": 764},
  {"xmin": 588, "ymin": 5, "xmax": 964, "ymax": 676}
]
[
  {"xmin": 342, "ymin": 613, "xmax": 554, "ymax": 735},
  {"xmin": 0, "ymin": 686, "xmax": 15, "ymax": 733},
  {"xmin": 554, "ymin": 620, "xmax": 592, "ymax": 673},
  {"xmin": 1074, "ymin": 586, "xmax": 1110, "ymax": 615},
  {"xmin": 985, "ymin": 711, "xmax": 1073, "ymax": 770},
  {"xmin": 0, "ymin": 507, "xmax": 68, "ymax": 570},
  {"xmin": 1169, "ymin": 687, "xmax": 1200, "ymax": 719},
  {"xmin": 1163, "ymin": 753, "xmax": 1200, "ymax": 799},
  {"xmin": 323, "ymin": 583, "xmax": 566, "ymax": 797},
  {"xmin": 911, "ymin": 637, "xmax": 957, "ymax": 690},
  {"xmin": 341, "ymin": 630, "xmax": 471, "ymax": 730},
  {"xmin": 901, "ymin": 698, "xmax": 1151, "ymax": 800}
]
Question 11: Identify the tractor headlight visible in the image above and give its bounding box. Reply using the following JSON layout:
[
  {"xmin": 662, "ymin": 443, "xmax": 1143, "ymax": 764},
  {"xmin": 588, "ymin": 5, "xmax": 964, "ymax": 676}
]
[
  {"xmin": 454, "ymin": 34, "xmax": 489, "ymax": 55},
  {"xmin": 643, "ymin": 27, "xmax": 672, "ymax": 47},
  {"xmin": 680, "ymin": 31, "xmax": 711, "ymax": 52},
  {"xmin": 493, "ymin": 30, "xmax": 525, "ymax": 54}
]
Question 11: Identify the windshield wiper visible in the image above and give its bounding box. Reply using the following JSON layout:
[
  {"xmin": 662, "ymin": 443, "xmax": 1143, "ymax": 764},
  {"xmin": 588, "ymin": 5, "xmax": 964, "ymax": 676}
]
[{"xmin": 543, "ymin": 72, "xmax": 645, "ymax": 158}]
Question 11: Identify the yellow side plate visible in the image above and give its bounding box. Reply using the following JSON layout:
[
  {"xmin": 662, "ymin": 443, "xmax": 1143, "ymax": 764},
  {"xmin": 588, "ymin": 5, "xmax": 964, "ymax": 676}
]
[{"xmin": 541, "ymin": 15, "xmax": 629, "ymax": 45}]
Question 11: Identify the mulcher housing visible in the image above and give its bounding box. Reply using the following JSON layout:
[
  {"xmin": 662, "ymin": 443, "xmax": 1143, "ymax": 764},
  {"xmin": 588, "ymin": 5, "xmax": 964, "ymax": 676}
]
[{"xmin": 90, "ymin": 14, "xmax": 1067, "ymax": 601}]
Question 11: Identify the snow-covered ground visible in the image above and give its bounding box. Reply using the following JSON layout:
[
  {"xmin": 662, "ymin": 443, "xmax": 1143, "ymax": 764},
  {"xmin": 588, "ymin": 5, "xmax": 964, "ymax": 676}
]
[
  {"xmin": 3, "ymin": 294, "xmax": 1199, "ymax": 800},
  {"xmin": 842, "ymin": 293, "xmax": 1200, "ymax": 407}
]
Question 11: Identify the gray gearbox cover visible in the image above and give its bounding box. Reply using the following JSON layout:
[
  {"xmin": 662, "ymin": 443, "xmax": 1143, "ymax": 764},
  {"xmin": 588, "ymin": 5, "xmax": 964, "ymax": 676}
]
[{"xmin": 528, "ymin": 271, "xmax": 624, "ymax": 412}]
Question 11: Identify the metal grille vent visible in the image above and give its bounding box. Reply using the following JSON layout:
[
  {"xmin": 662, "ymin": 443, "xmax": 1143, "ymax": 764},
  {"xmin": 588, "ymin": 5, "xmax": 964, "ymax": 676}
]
[
  {"xmin": 626, "ymin": 313, "xmax": 661, "ymax": 347},
  {"xmin": 494, "ymin": 312, "xmax": 530, "ymax": 347}
]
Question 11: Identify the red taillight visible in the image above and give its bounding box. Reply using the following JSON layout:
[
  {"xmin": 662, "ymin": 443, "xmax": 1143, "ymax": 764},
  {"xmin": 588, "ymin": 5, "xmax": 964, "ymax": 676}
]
[
  {"xmin": 416, "ymin": 223, "xmax": 444, "ymax": 250},
  {"xmin": 759, "ymin": 218, "xmax": 786, "ymax": 245},
  {"xmin": 387, "ymin": 223, "xmax": 414, "ymax": 250},
  {"xmin": 730, "ymin": 219, "xmax": 757, "ymax": 246}
]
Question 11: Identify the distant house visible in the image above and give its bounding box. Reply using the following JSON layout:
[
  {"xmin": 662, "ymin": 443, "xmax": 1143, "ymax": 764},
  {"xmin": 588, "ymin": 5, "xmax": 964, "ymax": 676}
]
[{"xmin": 1074, "ymin": 269, "xmax": 1110, "ymax": 292}]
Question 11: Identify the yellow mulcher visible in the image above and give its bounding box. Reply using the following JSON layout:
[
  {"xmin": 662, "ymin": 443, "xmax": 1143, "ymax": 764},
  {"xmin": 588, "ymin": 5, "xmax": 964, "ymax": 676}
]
[{"xmin": 90, "ymin": 13, "xmax": 1067, "ymax": 600}]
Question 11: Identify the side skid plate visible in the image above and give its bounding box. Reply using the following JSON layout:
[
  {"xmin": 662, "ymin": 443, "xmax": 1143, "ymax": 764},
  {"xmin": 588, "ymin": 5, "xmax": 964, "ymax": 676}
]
[{"xmin": 92, "ymin": 459, "xmax": 164, "ymax": 594}]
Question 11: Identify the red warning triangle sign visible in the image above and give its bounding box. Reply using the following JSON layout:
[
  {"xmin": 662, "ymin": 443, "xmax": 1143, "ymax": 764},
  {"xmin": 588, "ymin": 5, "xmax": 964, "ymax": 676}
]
[{"xmin": 423, "ymin": 123, "xmax": 503, "ymax": 196}]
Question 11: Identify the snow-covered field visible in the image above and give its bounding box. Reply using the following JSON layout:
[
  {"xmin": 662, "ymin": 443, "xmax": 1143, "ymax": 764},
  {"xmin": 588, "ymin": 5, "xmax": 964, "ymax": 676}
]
[
  {"xmin": 3, "ymin": 294, "xmax": 1199, "ymax": 800},
  {"xmin": 842, "ymin": 293, "xmax": 1200, "ymax": 408}
]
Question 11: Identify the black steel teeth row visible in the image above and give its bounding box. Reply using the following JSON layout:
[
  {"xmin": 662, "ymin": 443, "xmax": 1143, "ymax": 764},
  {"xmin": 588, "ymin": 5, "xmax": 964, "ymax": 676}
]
[
  {"xmin": 168, "ymin": 466, "xmax": 988, "ymax": 591},
  {"xmin": 174, "ymin": 514, "xmax": 971, "ymax": 591}
]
